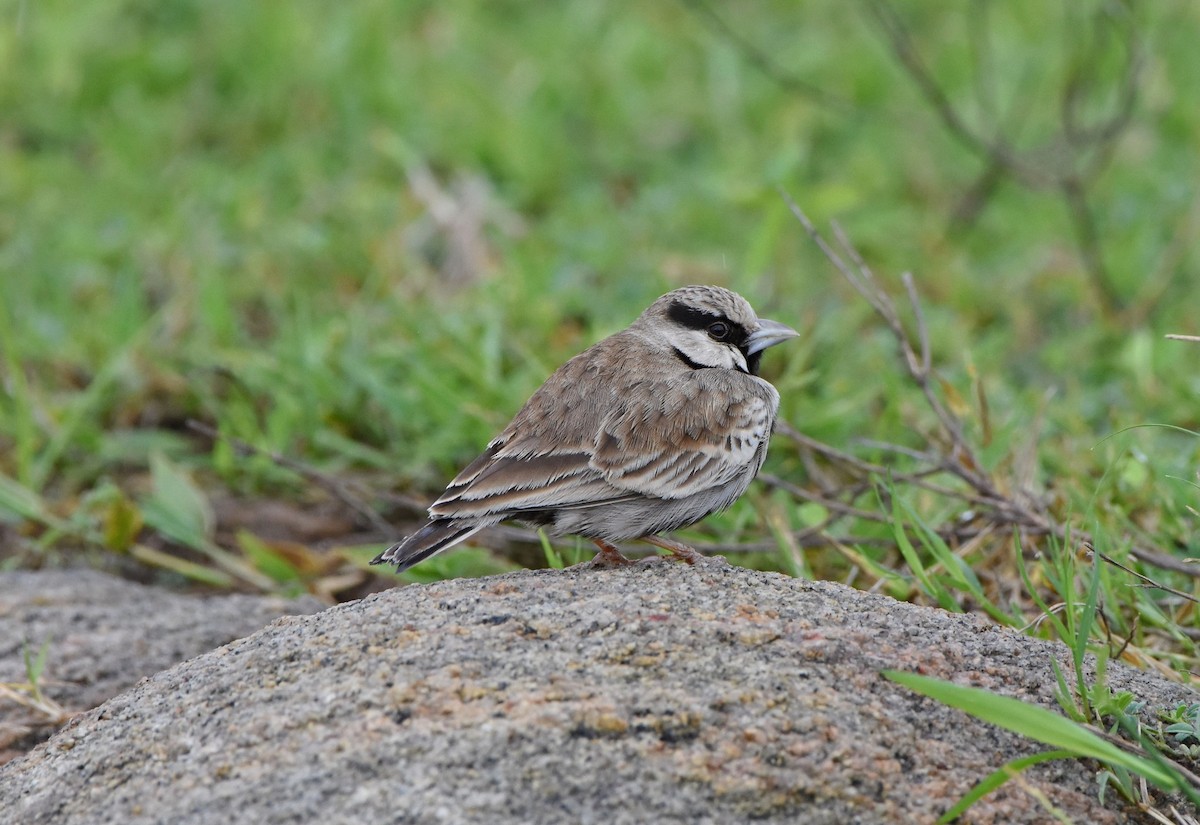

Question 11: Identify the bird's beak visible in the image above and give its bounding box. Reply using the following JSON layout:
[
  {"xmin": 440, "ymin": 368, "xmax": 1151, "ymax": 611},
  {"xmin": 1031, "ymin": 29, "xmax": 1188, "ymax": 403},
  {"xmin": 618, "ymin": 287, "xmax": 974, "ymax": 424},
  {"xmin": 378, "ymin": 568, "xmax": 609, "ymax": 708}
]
[{"xmin": 746, "ymin": 318, "xmax": 800, "ymax": 354}]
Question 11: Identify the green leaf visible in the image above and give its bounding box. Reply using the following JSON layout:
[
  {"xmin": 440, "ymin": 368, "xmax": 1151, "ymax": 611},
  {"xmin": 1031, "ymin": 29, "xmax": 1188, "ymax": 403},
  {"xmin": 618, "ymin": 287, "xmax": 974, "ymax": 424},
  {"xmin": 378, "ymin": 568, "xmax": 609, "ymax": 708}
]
[
  {"xmin": 538, "ymin": 529, "xmax": 564, "ymax": 570},
  {"xmin": 884, "ymin": 670, "xmax": 1179, "ymax": 789},
  {"xmin": 140, "ymin": 452, "xmax": 214, "ymax": 549},
  {"xmin": 102, "ymin": 493, "xmax": 144, "ymax": 552},
  {"xmin": 888, "ymin": 493, "xmax": 959, "ymax": 612},
  {"xmin": 796, "ymin": 501, "xmax": 830, "ymax": 528},
  {"xmin": 0, "ymin": 472, "xmax": 51, "ymax": 524},
  {"xmin": 138, "ymin": 453, "xmax": 274, "ymax": 590},
  {"xmin": 22, "ymin": 639, "xmax": 51, "ymax": 687},
  {"xmin": 237, "ymin": 531, "xmax": 303, "ymax": 584},
  {"xmin": 0, "ymin": 303, "xmax": 37, "ymax": 486},
  {"xmin": 896, "ymin": 494, "xmax": 986, "ymax": 600},
  {"xmin": 30, "ymin": 324, "xmax": 152, "ymax": 491}
]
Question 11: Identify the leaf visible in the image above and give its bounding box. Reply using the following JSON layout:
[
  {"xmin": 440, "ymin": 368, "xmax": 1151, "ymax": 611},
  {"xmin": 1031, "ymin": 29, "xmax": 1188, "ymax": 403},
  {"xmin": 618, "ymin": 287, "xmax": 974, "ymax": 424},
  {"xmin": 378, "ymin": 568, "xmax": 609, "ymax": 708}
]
[
  {"xmin": 538, "ymin": 529, "xmax": 564, "ymax": 570},
  {"xmin": 30, "ymin": 327, "xmax": 150, "ymax": 491},
  {"xmin": 237, "ymin": 531, "xmax": 305, "ymax": 584},
  {"xmin": 885, "ymin": 671, "xmax": 1179, "ymax": 789},
  {"xmin": 968, "ymin": 361, "xmax": 992, "ymax": 447},
  {"xmin": 937, "ymin": 376, "xmax": 970, "ymax": 418},
  {"xmin": 102, "ymin": 493, "xmax": 144, "ymax": 552},
  {"xmin": 140, "ymin": 452, "xmax": 214, "ymax": 549},
  {"xmin": 0, "ymin": 472, "xmax": 50, "ymax": 523},
  {"xmin": 889, "ymin": 493, "xmax": 959, "ymax": 612},
  {"xmin": 22, "ymin": 639, "xmax": 51, "ymax": 686},
  {"xmin": 796, "ymin": 501, "xmax": 829, "ymax": 528},
  {"xmin": 129, "ymin": 543, "xmax": 235, "ymax": 588},
  {"xmin": 137, "ymin": 453, "xmax": 275, "ymax": 591},
  {"xmin": 896, "ymin": 494, "xmax": 986, "ymax": 598}
]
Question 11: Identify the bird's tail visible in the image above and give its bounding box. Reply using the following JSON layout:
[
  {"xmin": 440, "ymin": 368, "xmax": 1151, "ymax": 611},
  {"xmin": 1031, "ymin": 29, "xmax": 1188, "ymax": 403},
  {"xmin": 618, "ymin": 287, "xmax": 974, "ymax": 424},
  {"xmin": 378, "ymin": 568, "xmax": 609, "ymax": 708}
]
[{"xmin": 370, "ymin": 520, "xmax": 482, "ymax": 571}]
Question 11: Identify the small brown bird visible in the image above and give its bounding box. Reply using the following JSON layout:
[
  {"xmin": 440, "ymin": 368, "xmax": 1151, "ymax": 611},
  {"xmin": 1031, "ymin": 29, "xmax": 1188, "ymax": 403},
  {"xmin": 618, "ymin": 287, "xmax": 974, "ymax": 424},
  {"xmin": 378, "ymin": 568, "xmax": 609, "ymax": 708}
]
[{"xmin": 372, "ymin": 285, "xmax": 799, "ymax": 571}]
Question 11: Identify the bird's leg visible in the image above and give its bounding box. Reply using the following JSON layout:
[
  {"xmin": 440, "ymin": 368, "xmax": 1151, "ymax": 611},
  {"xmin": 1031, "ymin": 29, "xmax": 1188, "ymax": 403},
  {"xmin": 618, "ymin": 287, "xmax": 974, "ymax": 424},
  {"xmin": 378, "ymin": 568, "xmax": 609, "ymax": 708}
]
[
  {"xmin": 585, "ymin": 538, "xmax": 635, "ymax": 568},
  {"xmin": 640, "ymin": 535, "xmax": 705, "ymax": 565}
]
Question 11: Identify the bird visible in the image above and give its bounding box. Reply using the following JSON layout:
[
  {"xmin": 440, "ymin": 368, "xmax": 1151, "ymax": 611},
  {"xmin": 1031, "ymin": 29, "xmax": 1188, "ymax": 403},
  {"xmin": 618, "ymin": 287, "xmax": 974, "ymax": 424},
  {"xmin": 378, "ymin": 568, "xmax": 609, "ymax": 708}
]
[{"xmin": 371, "ymin": 285, "xmax": 799, "ymax": 571}]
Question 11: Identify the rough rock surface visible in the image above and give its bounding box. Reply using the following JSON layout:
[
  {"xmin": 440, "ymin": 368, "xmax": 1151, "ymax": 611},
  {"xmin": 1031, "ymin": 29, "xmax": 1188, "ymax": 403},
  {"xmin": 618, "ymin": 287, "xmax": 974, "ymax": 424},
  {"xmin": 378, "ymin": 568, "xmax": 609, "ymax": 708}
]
[
  {"xmin": 0, "ymin": 569, "xmax": 323, "ymax": 761},
  {"xmin": 1, "ymin": 562, "xmax": 1195, "ymax": 824}
]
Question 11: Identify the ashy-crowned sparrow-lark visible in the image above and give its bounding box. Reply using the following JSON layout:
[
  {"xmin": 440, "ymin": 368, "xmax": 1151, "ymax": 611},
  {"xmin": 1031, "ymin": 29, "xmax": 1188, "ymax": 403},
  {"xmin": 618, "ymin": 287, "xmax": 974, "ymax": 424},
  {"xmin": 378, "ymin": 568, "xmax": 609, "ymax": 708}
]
[{"xmin": 372, "ymin": 285, "xmax": 798, "ymax": 570}]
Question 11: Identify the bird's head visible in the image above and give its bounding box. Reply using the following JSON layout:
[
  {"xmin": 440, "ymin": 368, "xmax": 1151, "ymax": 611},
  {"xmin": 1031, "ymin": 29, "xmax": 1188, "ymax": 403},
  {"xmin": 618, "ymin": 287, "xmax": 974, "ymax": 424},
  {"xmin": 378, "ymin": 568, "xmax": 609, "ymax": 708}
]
[{"xmin": 634, "ymin": 285, "xmax": 799, "ymax": 376}]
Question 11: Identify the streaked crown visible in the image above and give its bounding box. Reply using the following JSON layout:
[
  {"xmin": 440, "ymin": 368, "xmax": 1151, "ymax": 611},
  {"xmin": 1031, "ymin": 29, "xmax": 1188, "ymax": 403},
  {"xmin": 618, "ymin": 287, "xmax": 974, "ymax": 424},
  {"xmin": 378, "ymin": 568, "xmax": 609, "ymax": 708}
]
[{"xmin": 638, "ymin": 285, "xmax": 759, "ymax": 334}]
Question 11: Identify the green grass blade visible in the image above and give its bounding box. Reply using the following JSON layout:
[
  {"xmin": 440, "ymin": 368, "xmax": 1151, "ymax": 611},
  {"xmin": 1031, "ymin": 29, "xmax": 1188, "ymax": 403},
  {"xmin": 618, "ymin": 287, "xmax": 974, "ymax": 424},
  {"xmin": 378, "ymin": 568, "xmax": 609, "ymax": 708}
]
[
  {"xmin": 1071, "ymin": 549, "xmax": 1105, "ymax": 719},
  {"xmin": 937, "ymin": 749, "xmax": 1073, "ymax": 824},
  {"xmin": 538, "ymin": 528, "xmax": 564, "ymax": 569},
  {"xmin": 140, "ymin": 452, "xmax": 214, "ymax": 549},
  {"xmin": 0, "ymin": 303, "xmax": 37, "ymax": 486},
  {"xmin": 22, "ymin": 639, "xmax": 51, "ymax": 687},
  {"xmin": 895, "ymin": 494, "xmax": 986, "ymax": 598},
  {"xmin": 138, "ymin": 453, "xmax": 275, "ymax": 590},
  {"xmin": 0, "ymin": 471, "xmax": 53, "ymax": 524},
  {"xmin": 887, "ymin": 492, "xmax": 959, "ymax": 612},
  {"xmin": 129, "ymin": 543, "xmax": 236, "ymax": 588},
  {"xmin": 29, "ymin": 318, "xmax": 154, "ymax": 491},
  {"xmin": 1014, "ymin": 533, "xmax": 1072, "ymax": 642},
  {"xmin": 237, "ymin": 531, "xmax": 304, "ymax": 584},
  {"xmin": 884, "ymin": 670, "xmax": 1180, "ymax": 790}
]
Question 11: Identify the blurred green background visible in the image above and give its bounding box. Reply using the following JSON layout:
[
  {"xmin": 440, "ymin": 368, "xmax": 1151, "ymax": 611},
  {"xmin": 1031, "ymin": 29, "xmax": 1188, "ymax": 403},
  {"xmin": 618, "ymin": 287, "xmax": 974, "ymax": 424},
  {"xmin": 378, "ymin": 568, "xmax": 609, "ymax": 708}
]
[{"xmin": 2, "ymin": 1, "xmax": 1199, "ymax": 596}]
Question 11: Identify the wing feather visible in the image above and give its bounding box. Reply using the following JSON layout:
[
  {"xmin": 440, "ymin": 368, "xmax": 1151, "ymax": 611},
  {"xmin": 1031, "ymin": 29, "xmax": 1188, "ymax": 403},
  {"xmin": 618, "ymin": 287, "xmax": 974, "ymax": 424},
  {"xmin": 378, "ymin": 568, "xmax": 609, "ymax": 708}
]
[
  {"xmin": 590, "ymin": 371, "xmax": 779, "ymax": 500},
  {"xmin": 426, "ymin": 338, "xmax": 780, "ymax": 521},
  {"xmin": 430, "ymin": 451, "xmax": 634, "ymax": 520}
]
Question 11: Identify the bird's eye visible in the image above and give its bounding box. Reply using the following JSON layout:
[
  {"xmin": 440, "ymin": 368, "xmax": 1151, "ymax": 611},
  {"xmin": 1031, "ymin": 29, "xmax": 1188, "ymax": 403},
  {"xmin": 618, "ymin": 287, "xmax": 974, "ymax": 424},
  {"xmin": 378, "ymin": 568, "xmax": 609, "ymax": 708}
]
[{"xmin": 707, "ymin": 321, "xmax": 730, "ymax": 341}]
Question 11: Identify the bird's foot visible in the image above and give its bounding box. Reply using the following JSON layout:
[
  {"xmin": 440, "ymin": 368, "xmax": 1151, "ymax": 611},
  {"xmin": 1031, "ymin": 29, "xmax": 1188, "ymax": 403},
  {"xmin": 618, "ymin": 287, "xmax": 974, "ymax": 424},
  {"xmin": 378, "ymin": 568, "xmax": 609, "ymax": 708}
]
[
  {"xmin": 582, "ymin": 538, "xmax": 636, "ymax": 569},
  {"xmin": 640, "ymin": 535, "xmax": 719, "ymax": 566}
]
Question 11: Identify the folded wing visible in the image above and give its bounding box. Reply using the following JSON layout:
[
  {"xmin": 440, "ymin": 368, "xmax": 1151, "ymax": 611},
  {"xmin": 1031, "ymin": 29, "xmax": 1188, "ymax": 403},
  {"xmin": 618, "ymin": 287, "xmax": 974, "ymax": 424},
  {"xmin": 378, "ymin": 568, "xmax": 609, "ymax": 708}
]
[
  {"xmin": 429, "ymin": 369, "xmax": 778, "ymax": 521},
  {"xmin": 590, "ymin": 372, "xmax": 777, "ymax": 500}
]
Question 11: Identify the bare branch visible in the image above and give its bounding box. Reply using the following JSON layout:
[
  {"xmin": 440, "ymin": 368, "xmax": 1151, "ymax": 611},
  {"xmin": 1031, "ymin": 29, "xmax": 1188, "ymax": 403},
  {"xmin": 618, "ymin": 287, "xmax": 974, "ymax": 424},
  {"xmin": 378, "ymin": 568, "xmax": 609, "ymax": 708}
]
[
  {"xmin": 862, "ymin": 0, "xmax": 1143, "ymax": 317},
  {"xmin": 780, "ymin": 193, "xmax": 1193, "ymax": 581},
  {"xmin": 1061, "ymin": 176, "xmax": 1122, "ymax": 315},
  {"xmin": 1089, "ymin": 545, "xmax": 1200, "ymax": 605},
  {"xmin": 901, "ymin": 274, "xmax": 930, "ymax": 377},
  {"xmin": 677, "ymin": 0, "xmax": 846, "ymax": 111}
]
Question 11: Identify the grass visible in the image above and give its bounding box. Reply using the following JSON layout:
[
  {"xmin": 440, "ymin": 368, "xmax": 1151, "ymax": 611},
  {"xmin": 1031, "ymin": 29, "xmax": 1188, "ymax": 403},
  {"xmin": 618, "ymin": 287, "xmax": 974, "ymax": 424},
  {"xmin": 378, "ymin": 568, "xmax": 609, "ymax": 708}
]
[
  {"xmin": 3, "ymin": 0, "xmax": 1200, "ymax": 810},
  {"xmin": 887, "ymin": 668, "xmax": 1200, "ymax": 821}
]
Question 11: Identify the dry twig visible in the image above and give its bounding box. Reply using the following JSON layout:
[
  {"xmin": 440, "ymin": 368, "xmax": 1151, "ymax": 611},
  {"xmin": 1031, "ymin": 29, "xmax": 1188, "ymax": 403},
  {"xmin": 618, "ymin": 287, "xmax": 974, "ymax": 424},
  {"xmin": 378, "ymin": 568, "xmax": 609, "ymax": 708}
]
[
  {"xmin": 861, "ymin": 0, "xmax": 1144, "ymax": 317},
  {"xmin": 677, "ymin": 0, "xmax": 846, "ymax": 111},
  {"xmin": 778, "ymin": 191, "xmax": 1194, "ymax": 580}
]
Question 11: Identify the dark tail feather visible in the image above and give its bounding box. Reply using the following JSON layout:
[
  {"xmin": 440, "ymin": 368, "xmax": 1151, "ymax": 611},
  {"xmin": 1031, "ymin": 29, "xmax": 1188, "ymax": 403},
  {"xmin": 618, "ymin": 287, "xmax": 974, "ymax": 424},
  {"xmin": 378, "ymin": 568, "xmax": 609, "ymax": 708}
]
[{"xmin": 370, "ymin": 521, "xmax": 482, "ymax": 571}]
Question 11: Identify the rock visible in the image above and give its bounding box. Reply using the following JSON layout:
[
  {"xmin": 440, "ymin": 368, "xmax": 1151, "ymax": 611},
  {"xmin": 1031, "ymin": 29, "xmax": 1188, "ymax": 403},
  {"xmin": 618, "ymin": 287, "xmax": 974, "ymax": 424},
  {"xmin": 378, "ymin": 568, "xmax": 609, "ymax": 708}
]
[
  {"xmin": 0, "ymin": 563, "xmax": 1193, "ymax": 824},
  {"xmin": 0, "ymin": 569, "xmax": 324, "ymax": 762}
]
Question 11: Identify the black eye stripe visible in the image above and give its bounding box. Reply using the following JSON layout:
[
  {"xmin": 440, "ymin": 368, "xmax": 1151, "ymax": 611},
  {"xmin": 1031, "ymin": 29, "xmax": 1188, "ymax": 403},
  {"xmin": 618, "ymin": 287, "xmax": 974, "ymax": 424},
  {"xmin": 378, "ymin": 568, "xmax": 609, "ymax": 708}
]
[
  {"xmin": 666, "ymin": 300, "xmax": 748, "ymax": 345},
  {"xmin": 667, "ymin": 301, "xmax": 721, "ymax": 330}
]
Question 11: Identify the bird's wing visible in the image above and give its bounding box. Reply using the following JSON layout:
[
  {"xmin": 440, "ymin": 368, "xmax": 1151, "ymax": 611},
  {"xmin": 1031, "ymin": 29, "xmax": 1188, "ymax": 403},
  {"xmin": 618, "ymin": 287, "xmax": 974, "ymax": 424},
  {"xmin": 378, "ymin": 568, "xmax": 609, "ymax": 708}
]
[
  {"xmin": 588, "ymin": 370, "xmax": 779, "ymax": 500},
  {"xmin": 429, "ymin": 442, "xmax": 634, "ymax": 521},
  {"xmin": 426, "ymin": 341, "xmax": 779, "ymax": 520},
  {"xmin": 427, "ymin": 337, "xmax": 634, "ymax": 521}
]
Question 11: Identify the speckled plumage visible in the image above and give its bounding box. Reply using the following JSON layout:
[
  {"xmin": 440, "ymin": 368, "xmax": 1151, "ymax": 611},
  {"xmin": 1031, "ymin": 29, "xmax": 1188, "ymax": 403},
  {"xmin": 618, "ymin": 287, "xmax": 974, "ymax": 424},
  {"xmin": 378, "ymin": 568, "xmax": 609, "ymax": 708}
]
[{"xmin": 372, "ymin": 285, "xmax": 798, "ymax": 570}]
